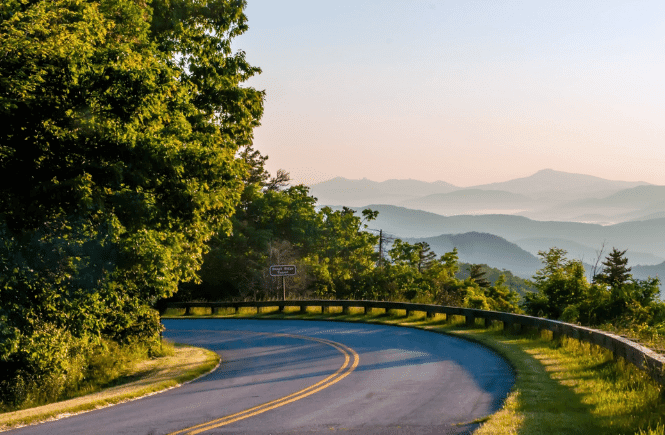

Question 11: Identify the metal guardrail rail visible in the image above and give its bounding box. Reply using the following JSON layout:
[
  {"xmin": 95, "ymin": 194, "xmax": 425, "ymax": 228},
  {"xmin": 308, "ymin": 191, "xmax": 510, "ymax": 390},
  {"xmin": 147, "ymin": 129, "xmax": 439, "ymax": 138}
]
[{"xmin": 166, "ymin": 299, "xmax": 665, "ymax": 386}]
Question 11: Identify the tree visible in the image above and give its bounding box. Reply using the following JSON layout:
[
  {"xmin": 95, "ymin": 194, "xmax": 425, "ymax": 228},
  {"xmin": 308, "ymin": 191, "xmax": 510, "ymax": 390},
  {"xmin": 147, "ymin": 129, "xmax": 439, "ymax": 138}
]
[
  {"xmin": 415, "ymin": 242, "xmax": 437, "ymax": 273},
  {"xmin": 388, "ymin": 240, "xmax": 437, "ymax": 272},
  {"xmin": 307, "ymin": 207, "xmax": 380, "ymax": 299},
  {"xmin": 190, "ymin": 184, "xmax": 319, "ymax": 301},
  {"xmin": 0, "ymin": 0, "xmax": 262, "ymax": 403},
  {"xmin": 468, "ymin": 264, "xmax": 491, "ymax": 288},
  {"xmin": 484, "ymin": 275, "xmax": 521, "ymax": 313},
  {"xmin": 522, "ymin": 248, "xmax": 589, "ymax": 319},
  {"xmin": 594, "ymin": 248, "xmax": 632, "ymax": 289}
]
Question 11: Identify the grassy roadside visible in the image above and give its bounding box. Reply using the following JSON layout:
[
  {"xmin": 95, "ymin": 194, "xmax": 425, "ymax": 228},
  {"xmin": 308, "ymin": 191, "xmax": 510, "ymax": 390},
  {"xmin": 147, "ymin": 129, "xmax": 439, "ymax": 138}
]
[
  {"xmin": 0, "ymin": 343, "xmax": 219, "ymax": 432},
  {"xmin": 163, "ymin": 306, "xmax": 665, "ymax": 435}
]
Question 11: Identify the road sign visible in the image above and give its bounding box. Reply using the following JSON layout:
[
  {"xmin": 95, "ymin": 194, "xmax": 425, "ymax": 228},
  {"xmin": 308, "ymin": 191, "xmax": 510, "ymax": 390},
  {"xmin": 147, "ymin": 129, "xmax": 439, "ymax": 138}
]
[{"xmin": 270, "ymin": 265, "xmax": 297, "ymax": 276}]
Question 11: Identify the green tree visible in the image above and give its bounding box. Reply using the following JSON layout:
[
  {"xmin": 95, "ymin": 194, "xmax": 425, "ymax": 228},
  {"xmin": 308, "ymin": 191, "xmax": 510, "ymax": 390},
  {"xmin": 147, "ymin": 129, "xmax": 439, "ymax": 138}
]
[
  {"xmin": 468, "ymin": 264, "xmax": 491, "ymax": 288},
  {"xmin": 457, "ymin": 262, "xmax": 534, "ymax": 297},
  {"xmin": 522, "ymin": 248, "xmax": 589, "ymax": 319},
  {"xmin": 484, "ymin": 275, "xmax": 521, "ymax": 313},
  {"xmin": 189, "ymin": 184, "xmax": 320, "ymax": 301},
  {"xmin": 0, "ymin": 0, "xmax": 262, "ymax": 403},
  {"xmin": 307, "ymin": 207, "xmax": 380, "ymax": 299},
  {"xmin": 595, "ymin": 248, "xmax": 632, "ymax": 290},
  {"xmin": 389, "ymin": 239, "xmax": 438, "ymax": 272},
  {"xmin": 415, "ymin": 242, "xmax": 437, "ymax": 273},
  {"xmin": 592, "ymin": 248, "xmax": 662, "ymax": 324}
]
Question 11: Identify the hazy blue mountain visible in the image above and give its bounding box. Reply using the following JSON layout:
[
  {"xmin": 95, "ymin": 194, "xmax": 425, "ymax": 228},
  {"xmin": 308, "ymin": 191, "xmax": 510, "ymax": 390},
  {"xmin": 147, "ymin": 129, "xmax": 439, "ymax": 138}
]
[
  {"xmin": 631, "ymin": 262, "xmax": 665, "ymax": 299},
  {"xmin": 627, "ymin": 211, "xmax": 665, "ymax": 222},
  {"xmin": 600, "ymin": 185, "xmax": 665, "ymax": 205},
  {"xmin": 468, "ymin": 168, "xmax": 651, "ymax": 201},
  {"xmin": 514, "ymin": 237, "xmax": 664, "ymax": 266},
  {"xmin": 401, "ymin": 189, "xmax": 534, "ymax": 216},
  {"xmin": 405, "ymin": 232, "xmax": 542, "ymax": 278},
  {"xmin": 521, "ymin": 185, "xmax": 665, "ymax": 223},
  {"xmin": 632, "ymin": 262, "xmax": 665, "ymax": 282},
  {"xmin": 312, "ymin": 170, "xmax": 657, "ymax": 224},
  {"xmin": 456, "ymin": 262, "xmax": 535, "ymax": 296},
  {"xmin": 357, "ymin": 204, "xmax": 665, "ymax": 259},
  {"xmin": 309, "ymin": 177, "xmax": 458, "ymax": 206}
]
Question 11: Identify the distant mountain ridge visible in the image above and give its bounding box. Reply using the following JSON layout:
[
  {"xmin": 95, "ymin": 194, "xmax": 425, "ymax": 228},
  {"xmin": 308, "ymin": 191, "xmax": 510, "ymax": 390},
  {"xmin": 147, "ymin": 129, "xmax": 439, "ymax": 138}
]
[
  {"xmin": 309, "ymin": 177, "xmax": 458, "ymax": 207},
  {"xmin": 467, "ymin": 168, "xmax": 650, "ymax": 201},
  {"xmin": 349, "ymin": 204, "xmax": 665, "ymax": 260},
  {"xmin": 405, "ymin": 232, "xmax": 542, "ymax": 278},
  {"xmin": 310, "ymin": 169, "xmax": 660, "ymax": 225},
  {"xmin": 402, "ymin": 189, "xmax": 534, "ymax": 216}
]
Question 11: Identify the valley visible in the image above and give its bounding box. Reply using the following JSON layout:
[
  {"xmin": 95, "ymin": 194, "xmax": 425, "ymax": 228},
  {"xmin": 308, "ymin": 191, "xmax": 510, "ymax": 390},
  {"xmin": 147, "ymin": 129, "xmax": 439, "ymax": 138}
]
[{"xmin": 314, "ymin": 169, "xmax": 665, "ymax": 287}]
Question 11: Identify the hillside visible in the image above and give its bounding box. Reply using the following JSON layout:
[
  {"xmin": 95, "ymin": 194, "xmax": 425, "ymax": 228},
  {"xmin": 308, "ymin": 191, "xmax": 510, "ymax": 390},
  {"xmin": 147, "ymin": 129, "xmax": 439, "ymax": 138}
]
[
  {"xmin": 456, "ymin": 262, "xmax": 535, "ymax": 297},
  {"xmin": 521, "ymin": 185, "xmax": 665, "ymax": 223},
  {"xmin": 632, "ymin": 262, "xmax": 665, "ymax": 283},
  {"xmin": 468, "ymin": 169, "xmax": 650, "ymax": 201},
  {"xmin": 313, "ymin": 170, "xmax": 659, "ymax": 224},
  {"xmin": 514, "ymin": 237, "xmax": 664, "ymax": 267},
  {"xmin": 405, "ymin": 232, "xmax": 543, "ymax": 278},
  {"xmin": 359, "ymin": 204, "xmax": 665, "ymax": 259},
  {"xmin": 309, "ymin": 177, "xmax": 458, "ymax": 206},
  {"xmin": 401, "ymin": 189, "xmax": 534, "ymax": 216}
]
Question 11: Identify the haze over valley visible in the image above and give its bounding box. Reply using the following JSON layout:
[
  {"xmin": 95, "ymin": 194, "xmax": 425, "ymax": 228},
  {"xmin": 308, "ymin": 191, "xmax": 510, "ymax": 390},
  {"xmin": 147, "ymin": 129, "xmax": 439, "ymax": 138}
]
[
  {"xmin": 312, "ymin": 169, "xmax": 665, "ymax": 284},
  {"xmin": 311, "ymin": 169, "xmax": 662, "ymax": 225}
]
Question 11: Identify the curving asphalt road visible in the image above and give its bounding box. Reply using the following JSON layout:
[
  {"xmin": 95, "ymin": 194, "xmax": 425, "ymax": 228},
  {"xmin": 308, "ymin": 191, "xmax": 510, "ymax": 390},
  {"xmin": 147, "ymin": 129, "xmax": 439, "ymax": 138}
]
[{"xmin": 10, "ymin": 319, "xmax": 514, "ymax": 435}]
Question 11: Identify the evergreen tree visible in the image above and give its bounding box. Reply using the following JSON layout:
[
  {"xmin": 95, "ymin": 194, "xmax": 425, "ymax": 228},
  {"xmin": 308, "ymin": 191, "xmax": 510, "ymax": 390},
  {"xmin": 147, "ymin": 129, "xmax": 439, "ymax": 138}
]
[
  {"xmin": 595, "ymin": 248, "xmax": 632, "ymax": 289},
  {"xmin": 415, "ymin": 242, "xmax": 437, "ymax": 273},
  {"xmin": 468, "ymin": 264, "xmax": 491, "ymax": 288}
]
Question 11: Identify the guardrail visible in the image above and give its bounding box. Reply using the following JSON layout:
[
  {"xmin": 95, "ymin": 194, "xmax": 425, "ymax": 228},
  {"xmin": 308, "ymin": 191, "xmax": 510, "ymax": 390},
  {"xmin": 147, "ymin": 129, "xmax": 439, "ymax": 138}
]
[{"xmin": 165, "ymin": 299, "xmax": 665, "ymax": 386}]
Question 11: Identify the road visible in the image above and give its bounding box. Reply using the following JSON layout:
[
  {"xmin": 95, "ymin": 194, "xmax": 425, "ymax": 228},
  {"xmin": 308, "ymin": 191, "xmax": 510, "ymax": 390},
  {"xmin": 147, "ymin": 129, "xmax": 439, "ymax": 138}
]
[{"xmin": 10, "ymin": 319, "xmax": 514, "ymax": 435}]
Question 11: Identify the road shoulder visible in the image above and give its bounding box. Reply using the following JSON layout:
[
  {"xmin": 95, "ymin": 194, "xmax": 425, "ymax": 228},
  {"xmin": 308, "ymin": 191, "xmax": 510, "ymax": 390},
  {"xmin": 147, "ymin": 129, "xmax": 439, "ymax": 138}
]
[{"xmin": 0, "ymin": 344, "xmax": 219, "ymax": 432}]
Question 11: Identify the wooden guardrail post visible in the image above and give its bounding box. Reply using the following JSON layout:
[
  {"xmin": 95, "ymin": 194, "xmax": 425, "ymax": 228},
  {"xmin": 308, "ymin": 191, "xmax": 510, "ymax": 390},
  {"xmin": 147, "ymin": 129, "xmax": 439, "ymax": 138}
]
[{"xmin": 503, "ymin": 320, "xmax": 520, "ymax": 333}]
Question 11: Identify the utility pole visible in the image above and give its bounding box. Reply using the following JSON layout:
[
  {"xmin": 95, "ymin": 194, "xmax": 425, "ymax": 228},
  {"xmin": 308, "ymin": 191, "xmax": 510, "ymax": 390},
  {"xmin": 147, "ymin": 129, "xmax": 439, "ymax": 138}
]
[{"xmin": 378, "ymin": 229, "xmax": 383, "ymax": 268}]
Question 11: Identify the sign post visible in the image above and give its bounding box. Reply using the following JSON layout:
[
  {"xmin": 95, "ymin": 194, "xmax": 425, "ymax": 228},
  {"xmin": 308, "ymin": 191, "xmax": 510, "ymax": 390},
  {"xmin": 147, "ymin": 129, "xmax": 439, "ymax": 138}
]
[{"xmin": 269, "ymin": 265, "xmax": 297, "ymax": 300}]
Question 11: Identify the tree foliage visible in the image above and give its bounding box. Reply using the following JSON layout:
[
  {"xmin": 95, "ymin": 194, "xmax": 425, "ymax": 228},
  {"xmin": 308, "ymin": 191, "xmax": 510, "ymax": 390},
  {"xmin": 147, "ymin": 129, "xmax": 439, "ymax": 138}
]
[
  {"xmin": 522, "ymin": 247, "xmax": 664, "ymax": 328},
  {"xmin": 0, "ymin": 0, "xmax": 262, "ymax": 406}
]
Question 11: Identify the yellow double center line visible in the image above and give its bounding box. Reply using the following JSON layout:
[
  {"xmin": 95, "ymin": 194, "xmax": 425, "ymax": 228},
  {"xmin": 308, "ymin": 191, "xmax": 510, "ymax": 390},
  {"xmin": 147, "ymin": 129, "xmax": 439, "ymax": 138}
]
[{"xmin": 169, "ymin": 332, "xmax": 360, "ymax": 435}]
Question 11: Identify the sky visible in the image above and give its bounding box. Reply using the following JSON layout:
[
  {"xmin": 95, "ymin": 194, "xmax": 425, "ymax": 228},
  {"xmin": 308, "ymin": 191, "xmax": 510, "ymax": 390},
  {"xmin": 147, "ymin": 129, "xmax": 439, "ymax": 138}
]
[{"xmin": 231, "ymin": 1, "xmax": 665, "ymax": 187}]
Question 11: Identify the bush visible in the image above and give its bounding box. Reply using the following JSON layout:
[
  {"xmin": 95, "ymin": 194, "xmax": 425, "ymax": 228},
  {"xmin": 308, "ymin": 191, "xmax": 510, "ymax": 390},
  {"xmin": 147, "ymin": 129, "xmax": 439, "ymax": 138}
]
[{"xmin": 0, "ymin": 330, "xmax": 166, "ymax": 412}]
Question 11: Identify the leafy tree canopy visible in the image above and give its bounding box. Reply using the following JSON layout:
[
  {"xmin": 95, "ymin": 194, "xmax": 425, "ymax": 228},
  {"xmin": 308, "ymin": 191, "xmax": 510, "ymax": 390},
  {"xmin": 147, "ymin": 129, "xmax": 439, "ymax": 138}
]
[{"xmin": 0, "ymin": 0, "xmax": 262, "ymax": 403}]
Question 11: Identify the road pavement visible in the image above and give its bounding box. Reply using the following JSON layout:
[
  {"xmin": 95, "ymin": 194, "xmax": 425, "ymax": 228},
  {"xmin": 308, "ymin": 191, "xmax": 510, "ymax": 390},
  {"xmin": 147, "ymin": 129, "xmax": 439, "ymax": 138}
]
[{"xmin": 9, "ymin": 319, "xmax": 514, "ymax": 434}]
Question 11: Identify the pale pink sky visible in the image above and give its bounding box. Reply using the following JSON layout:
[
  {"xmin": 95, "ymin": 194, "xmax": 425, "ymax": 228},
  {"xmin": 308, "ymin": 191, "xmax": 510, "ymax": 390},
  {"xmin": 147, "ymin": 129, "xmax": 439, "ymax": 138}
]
[{"xmin": 233, "ymin": 1, "xmax": 665, "ymax": 187}]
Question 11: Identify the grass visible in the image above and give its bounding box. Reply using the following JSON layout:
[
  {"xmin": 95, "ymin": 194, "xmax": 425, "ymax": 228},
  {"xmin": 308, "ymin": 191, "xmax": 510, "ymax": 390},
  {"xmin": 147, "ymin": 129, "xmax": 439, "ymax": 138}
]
[
  {"xmin": 0, "ymin": 342, "xmax": 220, "ymax": 431},
  {"xmin": 163, "ymin": 305, "xmax": 665, "ymax": 435}
]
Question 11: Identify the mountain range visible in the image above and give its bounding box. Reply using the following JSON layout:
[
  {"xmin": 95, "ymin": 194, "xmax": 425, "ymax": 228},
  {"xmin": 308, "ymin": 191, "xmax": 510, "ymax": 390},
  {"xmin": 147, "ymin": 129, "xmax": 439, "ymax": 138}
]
[
  {"xmin": 314, "ymin": 169, "xmax": 665, "ymax": 290},
  {"xmin": 404, "ymin": 231, "xmax": 665, "ymax": 285},
  {"xmin": 310, "ymin": 169, "xmax": 662, "ymax": 225},
  {"xmin": 360, "ymin": 204, "xmax": 665, "ymax": 260}
]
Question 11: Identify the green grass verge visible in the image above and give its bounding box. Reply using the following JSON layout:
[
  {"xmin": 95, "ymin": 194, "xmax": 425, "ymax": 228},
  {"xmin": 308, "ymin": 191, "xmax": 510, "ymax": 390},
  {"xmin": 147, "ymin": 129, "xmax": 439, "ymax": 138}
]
[
  {"xmin": 0, "ymin": 343, "xmax": 220, "ymax": 431},
  {"xmin": 163, "ymin": 306, "xmax": 665, "ymax": 435}
]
